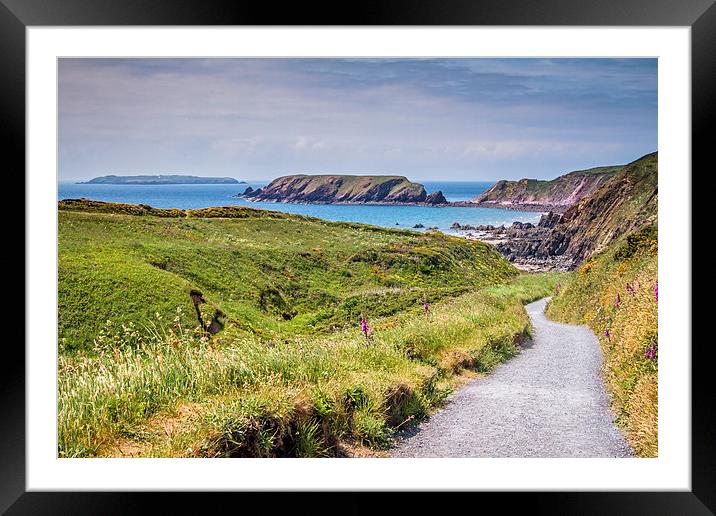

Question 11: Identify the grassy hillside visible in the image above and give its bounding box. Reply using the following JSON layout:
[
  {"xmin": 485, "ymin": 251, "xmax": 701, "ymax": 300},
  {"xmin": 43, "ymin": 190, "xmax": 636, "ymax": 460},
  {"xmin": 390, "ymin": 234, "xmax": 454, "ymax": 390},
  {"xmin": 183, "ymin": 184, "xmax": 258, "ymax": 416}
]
[
  {"xmin": 59, "ymin": 200, "xmax": 516, "ymax": 352},
  {"xmin": 546, "ymin": 224, "xmax": 658, "ymax": 457},
  {"xmin": 58, "ymin": 199, "xmax": 561, "ymax": 457},
  {"xmin": 292, "ymin": 174, "xmax": 423, "ymax": 198}
]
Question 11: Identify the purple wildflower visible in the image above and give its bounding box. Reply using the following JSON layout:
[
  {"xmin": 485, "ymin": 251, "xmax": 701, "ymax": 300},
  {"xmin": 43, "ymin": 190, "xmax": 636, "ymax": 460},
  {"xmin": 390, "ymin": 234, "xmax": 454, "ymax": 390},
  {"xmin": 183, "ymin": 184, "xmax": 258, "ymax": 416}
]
[
  {"xmin": 626, "ymin": 283, "xmax": 633, "ymax": 296},
  {"xmin": 654, "ymin": 281, "xmax": 658, "ymax": 302},
  {"xmin": 635, "ymin": 276, "xmax": 641, "ymax": 289},
  {"xmin": 423, "ymin": 294, "xmax": 429, "ymax": 318},
  {"xmin": 651, "ymin": 340, "xmax": 657, "ymax": 360},
  {"xmin": 615, "ymin": 293, "xmax": 621, "ymax": 308},
  {"xmin": 555, "ymin": 283, "xmax": 561, "ymax": 295},
  {"xmin": 360, "ymin": 313, "xmax": 373, "ymax": 343},
  {"xmin": 604, "ymin": 330, "xmax": 610, "ymax": 340}
]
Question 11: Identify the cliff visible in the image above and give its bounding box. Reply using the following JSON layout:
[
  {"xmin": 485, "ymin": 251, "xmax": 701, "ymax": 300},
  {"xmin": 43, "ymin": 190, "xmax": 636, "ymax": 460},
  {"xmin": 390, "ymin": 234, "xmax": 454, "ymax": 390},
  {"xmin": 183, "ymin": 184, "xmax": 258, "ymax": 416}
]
[
  {"xmin": 460, "ymin": 152, "xmax": 658, "ymax": 270},
  {"xmin": 550, "ymin": 152, "xmax": 657, "ymax": 262},
  {"xmin": 239, "ymin": 174, "xmax": 447, "ymax": 205},
  {"xmin": 81, "ymin": 175, "xmax": 239, "ymax": 185},
  {"xmin": 471, "ymin": 165, "xmax": 621, "ymax": 212},
  {"xmin": 503, "ymin": 152, "xmax": 657, "ymax": 268}
]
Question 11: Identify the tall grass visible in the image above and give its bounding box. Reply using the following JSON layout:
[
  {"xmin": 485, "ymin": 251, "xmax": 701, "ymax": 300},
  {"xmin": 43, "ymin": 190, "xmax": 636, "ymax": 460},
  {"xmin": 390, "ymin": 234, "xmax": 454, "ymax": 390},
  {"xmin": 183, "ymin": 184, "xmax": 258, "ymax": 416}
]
[
  {"xmin": 546, "ymin": 224, "xmax": 657, "ymax": 457},
  {"xmin": 58, "ymin": 273, "xmax": 560, "ymax": 458}
]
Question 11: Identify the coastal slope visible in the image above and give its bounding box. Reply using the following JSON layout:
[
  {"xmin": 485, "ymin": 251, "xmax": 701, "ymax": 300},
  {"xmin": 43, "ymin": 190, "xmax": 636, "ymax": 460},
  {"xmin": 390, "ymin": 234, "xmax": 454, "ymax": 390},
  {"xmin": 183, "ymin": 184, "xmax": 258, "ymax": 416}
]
[
  {"xmin": 471, "ymin": 165, "xmax": 620, "ymax": 212},
  {"xmin": 240, "ymin": 174, "xmax": 447, "ymax": 205},
  {"xmin": 546, "ymin": 152, "xmax": 657, "ymax": 263},
  {"xmin": 467, "ymin": 152, "xmax": 657, "ymax": 270}
]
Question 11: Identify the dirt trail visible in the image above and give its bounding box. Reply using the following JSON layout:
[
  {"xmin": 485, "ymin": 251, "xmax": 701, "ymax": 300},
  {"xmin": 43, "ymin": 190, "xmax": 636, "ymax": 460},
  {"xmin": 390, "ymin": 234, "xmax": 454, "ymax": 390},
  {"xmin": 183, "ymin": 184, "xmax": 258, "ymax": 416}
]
[{"xmin": 391, "ymin": 298, "xmax": 632, "ymax": 457}]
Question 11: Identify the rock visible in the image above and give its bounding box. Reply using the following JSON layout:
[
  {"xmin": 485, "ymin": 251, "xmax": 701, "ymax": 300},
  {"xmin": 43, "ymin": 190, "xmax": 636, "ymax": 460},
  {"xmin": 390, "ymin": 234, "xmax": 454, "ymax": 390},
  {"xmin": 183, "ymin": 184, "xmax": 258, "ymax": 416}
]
[
  {"xmin": 413, "ymin": 223, "xmax": 425, "ymax": 228},
  {"xmin": 538, "ymin": 211, "xmax": 563, "ymax": 228},
  {"xmin": 451, "ymin": 222, "xmax": 482, "ymax": 231},
  {"xmin": 425, "ymin": 190, "xmax": 448, "ymax": 205},
  {"xmin": 242, "ymin": 186, "xmax": 255, "ymax": 196}
]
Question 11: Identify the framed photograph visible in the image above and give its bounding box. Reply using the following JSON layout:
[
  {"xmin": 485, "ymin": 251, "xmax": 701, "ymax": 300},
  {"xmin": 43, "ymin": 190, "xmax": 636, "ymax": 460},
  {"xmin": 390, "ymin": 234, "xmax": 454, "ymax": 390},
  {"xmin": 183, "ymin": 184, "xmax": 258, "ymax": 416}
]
[{"xmin": 8, "ymin": 0, "xmax": 710, "ymax": 512}]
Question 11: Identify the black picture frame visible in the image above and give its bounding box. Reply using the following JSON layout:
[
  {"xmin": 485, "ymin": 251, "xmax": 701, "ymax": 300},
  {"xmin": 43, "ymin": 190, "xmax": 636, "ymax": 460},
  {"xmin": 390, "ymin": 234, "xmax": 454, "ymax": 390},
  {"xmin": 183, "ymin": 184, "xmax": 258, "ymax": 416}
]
[{"xmin": 6, "ymin": 0, "xmax": 710, "ymax": 513}]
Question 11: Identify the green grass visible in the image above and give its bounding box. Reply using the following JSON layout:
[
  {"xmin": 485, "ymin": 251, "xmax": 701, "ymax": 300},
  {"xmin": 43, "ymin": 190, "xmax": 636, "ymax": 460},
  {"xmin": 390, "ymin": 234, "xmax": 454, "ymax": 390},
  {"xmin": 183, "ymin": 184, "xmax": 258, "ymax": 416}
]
[
  {"xmin": 59, "ymin": 201, "xmax": 516, "ymax": 352},
  {"xmin": 58, "ymin": 200, "xmax": 561, "ymax": 457},
  {"xmin": 58, "ymin": 271, "xmax": 561, "ymax": 457},
  {"xmin": 546, "ymin": 224, "xmax": 657, "ymax": 457}
]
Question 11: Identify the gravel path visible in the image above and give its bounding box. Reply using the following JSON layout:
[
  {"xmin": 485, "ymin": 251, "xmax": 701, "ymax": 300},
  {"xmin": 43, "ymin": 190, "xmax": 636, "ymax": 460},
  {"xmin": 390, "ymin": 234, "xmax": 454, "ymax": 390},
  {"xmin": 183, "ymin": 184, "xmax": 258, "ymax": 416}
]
[{"xmin": 390, "ymin": 298, "xmax": 632, "ymax": 458}]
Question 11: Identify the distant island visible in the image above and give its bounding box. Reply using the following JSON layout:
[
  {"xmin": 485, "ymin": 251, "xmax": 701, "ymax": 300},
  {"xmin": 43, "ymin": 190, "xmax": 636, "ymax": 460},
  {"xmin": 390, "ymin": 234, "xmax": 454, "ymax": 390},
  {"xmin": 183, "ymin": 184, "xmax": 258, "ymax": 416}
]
[
  {"xmin": 237, "ymin": 174, "xmax": 447, "ymax": 205},
  {"xmin": 79, "ymin": 175, "xmax": 240, "ymax": 185}
]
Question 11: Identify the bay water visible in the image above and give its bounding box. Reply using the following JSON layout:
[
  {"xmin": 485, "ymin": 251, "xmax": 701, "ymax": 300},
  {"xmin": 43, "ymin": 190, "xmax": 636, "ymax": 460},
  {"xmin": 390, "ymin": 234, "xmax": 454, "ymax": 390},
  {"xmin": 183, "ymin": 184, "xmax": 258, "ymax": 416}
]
[{"xmin": 58, "ymin": 180, "xmax": 541, "ymax": 233}]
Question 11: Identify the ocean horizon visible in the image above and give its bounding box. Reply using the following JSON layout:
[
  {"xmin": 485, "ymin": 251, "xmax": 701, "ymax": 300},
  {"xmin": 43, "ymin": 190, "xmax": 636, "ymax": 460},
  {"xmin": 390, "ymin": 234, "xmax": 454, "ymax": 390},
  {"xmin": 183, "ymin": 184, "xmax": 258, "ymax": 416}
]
[{"xmin": 58, "ymin": 180, "xmax": 542, "ymax": 232}]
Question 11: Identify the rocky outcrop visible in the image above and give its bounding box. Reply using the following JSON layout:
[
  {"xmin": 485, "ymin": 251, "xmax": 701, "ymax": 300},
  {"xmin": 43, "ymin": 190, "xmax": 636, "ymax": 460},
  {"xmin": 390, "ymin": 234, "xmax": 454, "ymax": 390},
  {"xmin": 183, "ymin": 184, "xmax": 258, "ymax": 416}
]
[
  {"xmin": 425, "ymin": 191, "xmax": 447, "ymax": 205},
  {"xmin": 471, "ymin": 165, "xmax": 620, "ymax": 212},
  {"xmin": 537, "ymin": 211, "xmax": 563, "ymax": 229},
  {"xmin": 453, "ymin": 152, "xmax": 658, "ymax": 271},
  {"xmin": 238, "ymin": 174, "xmax": 447, "ymax": 205}
]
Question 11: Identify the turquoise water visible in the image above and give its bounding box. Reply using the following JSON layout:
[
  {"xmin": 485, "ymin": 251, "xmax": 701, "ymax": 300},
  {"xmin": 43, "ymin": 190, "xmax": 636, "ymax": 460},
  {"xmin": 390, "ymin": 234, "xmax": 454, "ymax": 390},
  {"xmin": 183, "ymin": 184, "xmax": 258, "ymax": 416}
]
[{"xmin": 58, "ymin": 181, "xmax": 541, "ymax": 233}]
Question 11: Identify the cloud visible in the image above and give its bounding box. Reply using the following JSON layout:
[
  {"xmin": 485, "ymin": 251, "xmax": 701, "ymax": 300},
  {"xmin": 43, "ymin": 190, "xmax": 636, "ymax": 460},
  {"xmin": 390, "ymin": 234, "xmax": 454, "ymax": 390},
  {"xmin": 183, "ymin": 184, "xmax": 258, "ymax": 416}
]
[{"xmin": 58, "ymin": 58, "xmax": 657, "ymax": 181}]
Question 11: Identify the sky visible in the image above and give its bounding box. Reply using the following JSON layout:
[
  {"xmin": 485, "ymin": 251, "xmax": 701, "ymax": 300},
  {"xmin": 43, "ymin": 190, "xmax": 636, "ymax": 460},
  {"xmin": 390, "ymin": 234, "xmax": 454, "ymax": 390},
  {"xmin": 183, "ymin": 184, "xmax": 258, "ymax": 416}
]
[{"xmin": 58, "ymin": 58, "xmax": 657, "ymax": 182}]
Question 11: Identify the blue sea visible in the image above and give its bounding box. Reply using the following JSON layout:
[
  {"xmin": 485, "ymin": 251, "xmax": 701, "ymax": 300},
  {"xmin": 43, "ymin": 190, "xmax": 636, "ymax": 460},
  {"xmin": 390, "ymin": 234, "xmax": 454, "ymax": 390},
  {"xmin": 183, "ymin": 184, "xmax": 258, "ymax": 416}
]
[{"xmin": 58, "ymin": 181, "xmax": 541, "ymax": 233}]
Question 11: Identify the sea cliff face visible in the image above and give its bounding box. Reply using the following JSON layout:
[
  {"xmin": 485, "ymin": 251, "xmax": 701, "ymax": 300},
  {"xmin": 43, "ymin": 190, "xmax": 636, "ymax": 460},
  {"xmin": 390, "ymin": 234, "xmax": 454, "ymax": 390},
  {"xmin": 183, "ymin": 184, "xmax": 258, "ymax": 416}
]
[
  {"xmin": 239, "ymin": 174, "xmax": 447, "ymax": 205},
  {"xmin": 471, "ymin": 165, "xmax": 620, "ymax": 212},
  {"xmin": 549, "ymin": 152, "xmax": 657, "ymax": 262},
  {"xmin": 457, "ymin": 153, "xmax": 657, "ymax": 270}
]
